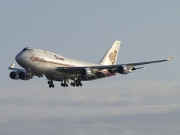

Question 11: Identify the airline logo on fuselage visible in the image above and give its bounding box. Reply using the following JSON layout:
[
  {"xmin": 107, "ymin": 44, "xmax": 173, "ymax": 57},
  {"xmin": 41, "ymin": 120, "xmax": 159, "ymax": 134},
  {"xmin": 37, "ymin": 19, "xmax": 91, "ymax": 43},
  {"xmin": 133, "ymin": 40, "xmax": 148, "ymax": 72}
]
[
  {"xmin": 30, "ymin": 55, "xmax": 46, "ymax": 62},
  {"xmin": 109, "ymin": 50, "xmax": 117, "ymax": 65},
  {"xmin": 54, "ymin": 55, "xmax": 64, "ymax": 61},
  {"xmin": 30, "ymin": 55, "xmax": 74, "ymax": 67}
]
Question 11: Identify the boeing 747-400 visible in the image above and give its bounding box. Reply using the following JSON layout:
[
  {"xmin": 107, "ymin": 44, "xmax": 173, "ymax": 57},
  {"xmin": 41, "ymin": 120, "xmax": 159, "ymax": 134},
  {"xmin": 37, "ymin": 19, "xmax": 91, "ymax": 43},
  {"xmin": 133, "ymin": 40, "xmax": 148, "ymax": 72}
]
[{"xmin": 8, "ymin": 40, "xmax": 174, "ymax": 88}]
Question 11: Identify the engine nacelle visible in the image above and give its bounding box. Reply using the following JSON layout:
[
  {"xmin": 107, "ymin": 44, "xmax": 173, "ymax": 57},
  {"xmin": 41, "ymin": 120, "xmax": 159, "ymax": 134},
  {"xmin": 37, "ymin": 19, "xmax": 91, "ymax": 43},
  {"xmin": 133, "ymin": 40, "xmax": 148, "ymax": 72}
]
[
  {"xmin": 118, "ymin": 65, "xmax": 132, "ymax": 74},
  {"xmin": 80, "ymin": 68, "xmax": 94, "ymax": 78},
  {"xmin": 19, "ymin": 71, "xmax": 33, "ymax": 80},
  {"xmin": 9, "ymin": 71, "xmax": 19, "ymax": 80}
]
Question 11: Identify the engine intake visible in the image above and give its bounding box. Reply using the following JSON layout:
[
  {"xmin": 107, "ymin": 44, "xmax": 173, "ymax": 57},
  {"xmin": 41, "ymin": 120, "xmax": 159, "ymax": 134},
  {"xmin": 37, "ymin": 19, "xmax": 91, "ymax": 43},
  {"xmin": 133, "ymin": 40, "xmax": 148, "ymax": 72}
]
[
  {"xmin": 19, "ymin": 71, "xmax": 33, "ymax": 80},
  {"xmin": 9, "ymin": 71, "xmax": 19, "ymax": 80},
  {"xmin": 80, "ymin": 68, "xmax": 94, "ymax": 78},
  {"xmin": 118, "ymin": 65, "xmax": 132, "ymax": 74}
]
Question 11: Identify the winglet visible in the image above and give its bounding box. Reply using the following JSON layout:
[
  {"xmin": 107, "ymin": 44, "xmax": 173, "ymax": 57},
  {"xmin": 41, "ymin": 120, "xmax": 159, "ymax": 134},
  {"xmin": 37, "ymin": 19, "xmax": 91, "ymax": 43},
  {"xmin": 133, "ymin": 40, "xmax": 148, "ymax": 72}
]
[
  {"xmin": 9, "ymin": 63, "xmax": 15, "ymax": 69},
  {"xmin": 167, "ymin": 55, "xmax": 174, "ymax": 61}
]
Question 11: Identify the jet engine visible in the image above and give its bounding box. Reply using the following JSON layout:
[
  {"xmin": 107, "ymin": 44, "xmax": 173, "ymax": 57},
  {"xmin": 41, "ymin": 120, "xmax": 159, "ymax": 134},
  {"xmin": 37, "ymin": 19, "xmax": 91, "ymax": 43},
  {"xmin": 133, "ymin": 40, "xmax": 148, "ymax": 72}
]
[
  {"xmin": 118, "ymin": 65, "xmax": 132, "ymax": 74},
  {"xmin": 9, "ymin": 71, "xmax": 19, "ymax": 80},
  {"xmin": 19, "ymin": 71, "xmax": 33, "ymax": 80},
  {"xmin": 80, "ymin": 68, "xmax": 95, "ymax": 78}
]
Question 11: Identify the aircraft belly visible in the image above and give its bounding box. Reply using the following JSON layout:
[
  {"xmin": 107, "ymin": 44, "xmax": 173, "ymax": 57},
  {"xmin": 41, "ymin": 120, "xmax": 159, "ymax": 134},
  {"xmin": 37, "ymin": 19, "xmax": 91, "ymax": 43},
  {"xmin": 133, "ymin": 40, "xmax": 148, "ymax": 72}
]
[{"xmin": 47, "ymin": 68, "xmax": 74, "ymax": 78}]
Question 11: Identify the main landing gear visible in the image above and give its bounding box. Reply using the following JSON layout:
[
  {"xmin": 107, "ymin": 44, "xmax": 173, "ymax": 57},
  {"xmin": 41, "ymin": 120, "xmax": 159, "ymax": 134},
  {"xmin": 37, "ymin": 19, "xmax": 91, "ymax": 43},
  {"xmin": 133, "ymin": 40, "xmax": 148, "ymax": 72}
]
[
  {"xmin": 48, "ymin": 80, "xmax": 54, "ymax": 88},
  {"xmin": 70, "ymin": 79, "xmax": 82, "ymax": 87},
  {"xmin": 47, "ymin": 79, "xmax": 83, "ymax": 88},
  {"xmin": 61, "ymin": 79, "xmax": 68, "ymax": 87},
  {"xmin": 61, "ymin": 79, "xmax": 82, "ymax": 87}
]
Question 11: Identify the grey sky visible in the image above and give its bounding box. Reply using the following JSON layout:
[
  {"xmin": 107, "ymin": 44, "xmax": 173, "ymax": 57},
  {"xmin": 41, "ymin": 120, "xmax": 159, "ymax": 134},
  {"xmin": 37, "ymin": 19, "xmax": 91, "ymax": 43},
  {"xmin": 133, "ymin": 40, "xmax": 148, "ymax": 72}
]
[{"xmin": 0, "ymin": 1, "xmax": 179, "ymax": 135}]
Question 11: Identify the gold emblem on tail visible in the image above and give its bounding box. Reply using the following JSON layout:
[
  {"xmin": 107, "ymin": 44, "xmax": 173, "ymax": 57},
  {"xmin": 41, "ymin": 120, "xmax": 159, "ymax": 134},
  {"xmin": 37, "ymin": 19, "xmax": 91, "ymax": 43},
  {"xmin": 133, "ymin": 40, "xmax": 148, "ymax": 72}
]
[{"xmin": 109, "ymin": 50, "xmax": 117, "ymax": 65}]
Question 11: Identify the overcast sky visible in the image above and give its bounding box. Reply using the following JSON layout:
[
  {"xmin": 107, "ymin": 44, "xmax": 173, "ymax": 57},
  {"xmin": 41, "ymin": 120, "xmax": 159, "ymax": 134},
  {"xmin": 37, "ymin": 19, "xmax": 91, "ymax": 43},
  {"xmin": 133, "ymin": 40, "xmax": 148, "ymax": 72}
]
[{"xmin": 0, "ymin": 1, "xmax": 180, "ymax": 135}]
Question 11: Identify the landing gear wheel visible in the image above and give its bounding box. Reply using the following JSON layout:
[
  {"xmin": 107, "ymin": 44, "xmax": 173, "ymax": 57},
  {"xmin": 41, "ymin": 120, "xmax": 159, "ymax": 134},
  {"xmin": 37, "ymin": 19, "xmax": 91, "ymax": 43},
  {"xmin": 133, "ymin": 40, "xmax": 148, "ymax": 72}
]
[
  {"xmin": 48, "ymin": 81, "xmax": 51, "ymax": 84},
  {"xmin": 61, "ymin": 79, "xmax": 69, "ymax": 87},
  {"xmin": 72, "ymin": 79, "xmax": 82, "ymax": 87},
  {"xmin": 70, "ymin": 82, "xmax": 75, "ymax": 87},
  {"xmin": 48, "ymin": 80, "xmax": 54, "ymax": 88}
]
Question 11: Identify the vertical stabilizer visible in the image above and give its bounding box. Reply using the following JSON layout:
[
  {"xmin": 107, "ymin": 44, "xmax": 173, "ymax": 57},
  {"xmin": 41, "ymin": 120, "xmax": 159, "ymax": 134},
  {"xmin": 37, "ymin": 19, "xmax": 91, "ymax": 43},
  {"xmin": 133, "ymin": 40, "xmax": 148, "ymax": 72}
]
[{"xmin": 99, "ymin": 40, "xmax": 121, "ymax": 65}]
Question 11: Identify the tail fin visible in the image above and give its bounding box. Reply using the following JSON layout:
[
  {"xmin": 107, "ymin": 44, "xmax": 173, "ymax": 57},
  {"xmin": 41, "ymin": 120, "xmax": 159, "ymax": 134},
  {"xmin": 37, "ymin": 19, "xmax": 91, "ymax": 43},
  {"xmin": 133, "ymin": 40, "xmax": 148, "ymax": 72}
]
[{"xmin": 99, "ymin": 40, "xmax": 121, "ymax": 65}]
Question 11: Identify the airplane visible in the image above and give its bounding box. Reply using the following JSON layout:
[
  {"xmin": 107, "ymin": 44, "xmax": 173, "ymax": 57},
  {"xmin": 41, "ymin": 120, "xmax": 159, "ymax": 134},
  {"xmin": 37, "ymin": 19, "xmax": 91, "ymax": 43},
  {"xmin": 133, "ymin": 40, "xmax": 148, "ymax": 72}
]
[{"xmin": 8, "ymin": 40, "xmax": 174, "ymax": 88}]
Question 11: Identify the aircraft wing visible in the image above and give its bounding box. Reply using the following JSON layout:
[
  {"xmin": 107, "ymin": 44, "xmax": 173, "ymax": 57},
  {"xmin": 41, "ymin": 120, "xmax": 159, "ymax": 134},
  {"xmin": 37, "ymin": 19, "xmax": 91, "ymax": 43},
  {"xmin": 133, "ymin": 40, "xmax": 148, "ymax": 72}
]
[
  {"xmin": 8, "ymin": 63, "xmax": 43, "ymax": 78},
  {"xmin": 8, "ymin": 63, "xmax": 27, "ymax": 71},
  {"xmin": 119, "ymin": 55, "xmax": 174, "ymax": 67},
  {"xmin": 57, "ymin": 56, "xmax": 174, "ymax": 75}
]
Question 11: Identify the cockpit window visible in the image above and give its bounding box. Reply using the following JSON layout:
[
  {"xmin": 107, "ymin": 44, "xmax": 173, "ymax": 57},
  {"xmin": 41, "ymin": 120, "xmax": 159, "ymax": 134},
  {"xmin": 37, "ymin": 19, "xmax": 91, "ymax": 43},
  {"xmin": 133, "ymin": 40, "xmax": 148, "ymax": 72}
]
[{"xmin": 22, "ymin": 48, "xmax": 30, "ymax": 51}]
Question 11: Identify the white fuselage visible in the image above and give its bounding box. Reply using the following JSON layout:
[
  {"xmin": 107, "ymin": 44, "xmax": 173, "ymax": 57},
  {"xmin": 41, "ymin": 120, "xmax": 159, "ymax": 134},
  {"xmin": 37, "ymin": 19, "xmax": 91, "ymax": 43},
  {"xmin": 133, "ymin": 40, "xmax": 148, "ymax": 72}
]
[
  {"xmin": 9, "ymin": 40, "xmax": 173, "ymax": 88},
  {"xmin": 16, "ymin": 47, "xmax": 100, "ymax": 79}
]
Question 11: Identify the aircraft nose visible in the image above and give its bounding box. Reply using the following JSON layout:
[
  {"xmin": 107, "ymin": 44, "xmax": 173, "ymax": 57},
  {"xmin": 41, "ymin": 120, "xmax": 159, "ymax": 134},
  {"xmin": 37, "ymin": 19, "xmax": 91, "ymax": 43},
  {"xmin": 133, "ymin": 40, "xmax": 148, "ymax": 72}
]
[
  {"xmin": 15, "ymin": 50, "xmax": 30, "ymax": 68},
  {"xmin": 15, "ymin": 52, "xmax": 22, "ymax": 63}
]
